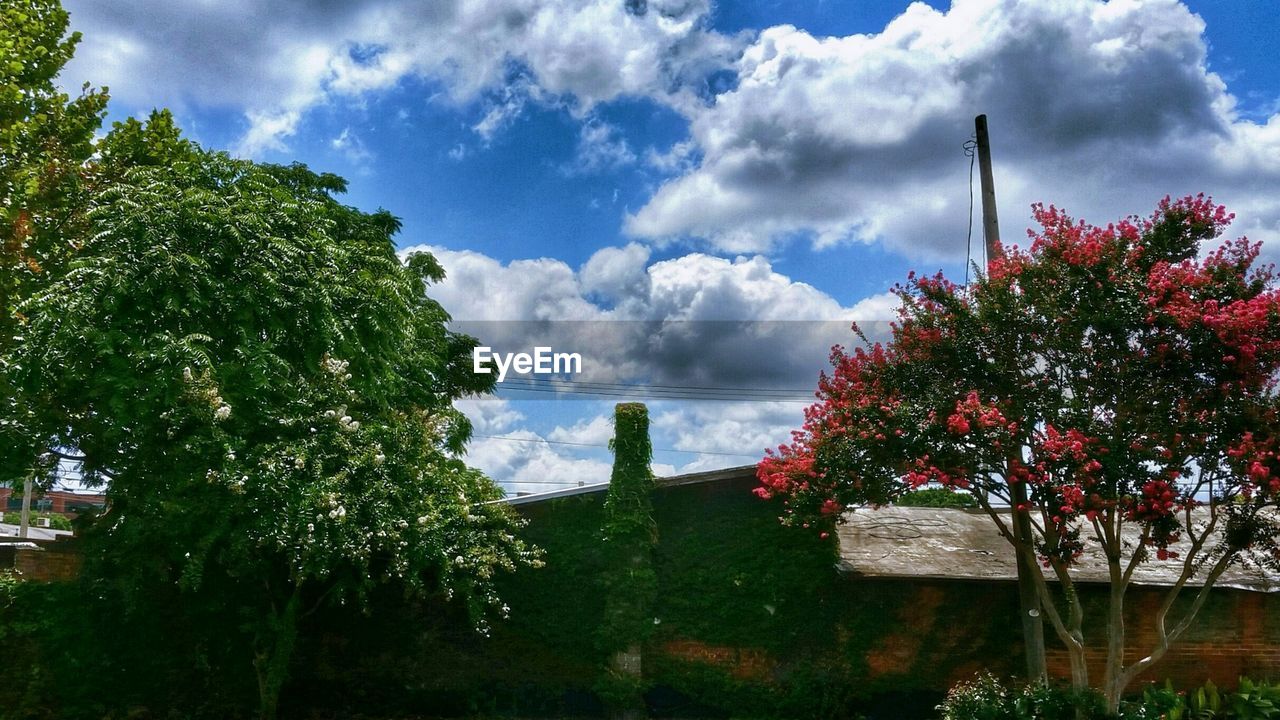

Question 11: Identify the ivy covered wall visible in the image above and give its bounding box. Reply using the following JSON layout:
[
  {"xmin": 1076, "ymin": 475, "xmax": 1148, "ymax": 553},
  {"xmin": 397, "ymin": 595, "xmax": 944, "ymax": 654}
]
[
  {"xmin": 4, "ymin": 471, "xmax": 1275, "ymax": 719},
  {"xmin": 286, "ymin": 472, "xmax": 1026, "ymax": 719}
]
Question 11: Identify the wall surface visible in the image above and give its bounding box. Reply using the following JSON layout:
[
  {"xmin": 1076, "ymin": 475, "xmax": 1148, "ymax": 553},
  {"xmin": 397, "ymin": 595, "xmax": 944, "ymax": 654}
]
[
  {"xmin": 288, "ymin": 474, "xmax": 1280, "ymax": 718},
  {"xmin": 4, "ymin": 474, "xmax": 1277, "ymax": 719}
]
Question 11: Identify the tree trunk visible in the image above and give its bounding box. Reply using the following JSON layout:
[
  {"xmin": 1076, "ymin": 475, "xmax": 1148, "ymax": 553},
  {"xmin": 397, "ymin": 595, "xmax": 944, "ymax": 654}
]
[
  {"xmin": 1103, "ymin": 573, "xmax": 1128, "ymax": 714},
  {"xmin": 254, "ymin": 586, "xmax": 303, "ymax": 720}
]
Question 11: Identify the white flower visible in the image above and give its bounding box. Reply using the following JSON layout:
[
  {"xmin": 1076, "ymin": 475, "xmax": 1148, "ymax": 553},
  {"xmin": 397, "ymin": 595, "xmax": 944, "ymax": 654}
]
[
  {"xmin": 306, "ymin": 523, "xmax": 315, "ymax": 533},
  {"xmin": 214, "ymin": 405, "xmax": 231, "ymax": 421},
  {"xmin": 182, "ymin": 367, "xmax": 193, "ymax": 382},
  {"xmin": 417, "ymin": 515, "xmax": 429, "ymax": 525},
  {"xmin": 373, "ymin": 453, "xmax": 385, "ymax": 465},
  {"xmin": 294, "ymin": 457, "xmax": 305, "ymax": 469},
  {"xmin": 226, "ymin": 451, "xmax": 236, "ymax": 461},
  {"xmin": 324, "ymin": 410, "xmax": 336, "ymax": 418}
]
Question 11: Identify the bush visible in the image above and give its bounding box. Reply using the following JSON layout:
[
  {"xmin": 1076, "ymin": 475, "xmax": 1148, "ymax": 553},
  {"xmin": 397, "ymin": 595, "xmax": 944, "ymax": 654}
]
[
  {"xmin": 1128, "ymin": 678, "xmax": 1280, "ymax": 719},
  {"xmin": 895, "ymin": 488, "xmax": 979, "ymax": 509},
  {"xmin": 1, "ymin": 511, "xmax": 72, "ymax": 530},
  {"xmin": 939, "ymin": 673, "xmax": 1104, "ymax": 720},
  {"xmin": 942, "ymin": 675, "xmax": 1280, "ymax": 720}
]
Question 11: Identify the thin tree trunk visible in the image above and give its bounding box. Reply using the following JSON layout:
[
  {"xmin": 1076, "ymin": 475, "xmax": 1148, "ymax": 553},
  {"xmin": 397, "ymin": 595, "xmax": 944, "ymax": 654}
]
[
  {"xmin": 1103, "ymin": 574, "xmax": 1128, "ymax": 714},
  {"xmin": 254, "ymin": 585, "xmax": 303, "ymax": 720}
]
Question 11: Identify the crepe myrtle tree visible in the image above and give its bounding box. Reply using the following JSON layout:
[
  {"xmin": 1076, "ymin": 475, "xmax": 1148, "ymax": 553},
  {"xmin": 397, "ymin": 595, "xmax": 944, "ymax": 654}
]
[
  {"xmin": 757, "ymin": 196, "xmax": 1280, "ymax": 713},
  {"xmin": 11, "ymin": 115, "xmax": 538, "ymax": 720}
]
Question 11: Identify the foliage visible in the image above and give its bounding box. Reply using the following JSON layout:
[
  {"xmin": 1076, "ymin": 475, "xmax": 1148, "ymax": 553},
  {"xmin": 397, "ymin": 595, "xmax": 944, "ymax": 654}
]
[
  {"xmin": 895, "ymin": 487, "xmax": 979, "ymax": 509},
  {"xmin": 939, "ymin": 674, "xmax": 1104, "ymax": 720},
  {"xmin": 0, "ymin": 510, "xmax": 70, "ymax": 530},
  {"xmin": 598, "ymin": 402, "xmax": 658, "ymax": 715},
  {"xmin": 1228, "ymin": 678, "xmax": 1280, "ymax": 719},
  {"xmin": 0, "ymin": 0, "xmax": 109, "ymax": 489},
  {"xmin": 1131, "ymin": 679, "xmax": 1280, "ymax": 720},
  {"xmin": 758, "ymin": 196, "xmax": 1280, "ymax": 710},
  {"xmin": 6, "ymin": 114, "xmax": 537, "ymax": 719}
]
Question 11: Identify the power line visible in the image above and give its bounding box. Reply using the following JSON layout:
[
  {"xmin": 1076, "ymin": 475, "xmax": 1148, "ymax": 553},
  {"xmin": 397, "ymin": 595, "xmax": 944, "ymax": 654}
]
[
  {"xmin": 503, "ymin": 377, "xmax": 813, "ymax": 394},
  {"xmin": 472, "ymin": 433, "xmax": 762, "ymax": 459},
  {"xmin": 494, "ymin": 378, "xmax": 814, "ymax": 403}
]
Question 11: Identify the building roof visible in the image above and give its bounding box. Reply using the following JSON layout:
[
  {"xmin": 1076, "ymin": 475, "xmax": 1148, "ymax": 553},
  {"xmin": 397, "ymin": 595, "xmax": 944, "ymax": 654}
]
[
  {"xmin": 836, "ymin": 506, "xmax": 1280, "ymax": 593},
  {"xmin": 502, "ymin": 464, "xmax": 756, "ymax": 506}
]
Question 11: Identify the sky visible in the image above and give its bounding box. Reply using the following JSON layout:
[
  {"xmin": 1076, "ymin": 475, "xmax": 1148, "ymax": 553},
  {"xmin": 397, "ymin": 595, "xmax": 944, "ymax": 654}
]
[{"xmin": 59, "ymin": 0, "xmax": 1280, "ymax": 494}]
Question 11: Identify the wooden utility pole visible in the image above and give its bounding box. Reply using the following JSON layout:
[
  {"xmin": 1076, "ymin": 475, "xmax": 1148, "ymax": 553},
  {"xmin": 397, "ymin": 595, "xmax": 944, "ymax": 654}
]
[{"xmin": 975, "ymin": 114, "xmax": 1048, "ymax": 682}]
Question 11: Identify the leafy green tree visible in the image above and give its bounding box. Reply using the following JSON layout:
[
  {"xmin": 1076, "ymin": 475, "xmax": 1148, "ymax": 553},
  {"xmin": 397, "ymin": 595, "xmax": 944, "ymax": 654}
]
[
  {"xmin": 14, "ymin": 115, "xmax": 538, "ymax": 720},
  {"xmin": 0, "ymin": 0, "xmax": 108, "ymax": 486}
]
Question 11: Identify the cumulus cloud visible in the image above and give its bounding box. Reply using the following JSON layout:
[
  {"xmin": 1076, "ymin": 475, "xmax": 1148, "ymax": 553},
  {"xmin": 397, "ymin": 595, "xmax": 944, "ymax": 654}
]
[
  {"xmin": 415, "ymin": 244, "xmax": 886, "ymax": 488},
  {"xmin": 460, "ymin": 399, "xmax": 775, "ymax": 492},
  {"xmin": 563, "ymin": 120, "xmax": 638, "ymax": 175},
  {"xmin": 625, "ymin": 0, "xmax": 1280, "ymax": 258},
  {"xmin": 407, "ymin": 242, "xmax": 896, "ymax": 389},
  {"xmin": 64, "ymin": 0, "xmax": 740, "ymax": 155},
  {"xmin": 464, "ymin": 425, "xmax": 614, "ymax": 494}
]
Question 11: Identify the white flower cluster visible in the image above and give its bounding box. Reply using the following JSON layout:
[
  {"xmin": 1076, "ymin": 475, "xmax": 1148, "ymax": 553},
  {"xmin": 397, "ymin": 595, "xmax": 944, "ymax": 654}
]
[
  {"xmin": 323, "ymin": 405, "xmax": 360, "ymax": 432},
  {"xmin": 322, "ymin": 356, "xmax": 353, "ymax": 382}
]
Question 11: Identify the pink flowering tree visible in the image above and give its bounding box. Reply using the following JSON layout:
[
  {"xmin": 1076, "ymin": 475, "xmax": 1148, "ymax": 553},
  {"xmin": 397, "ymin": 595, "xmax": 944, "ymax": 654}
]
[{"xmin": 757, "ymin": 196, "xmax": 1280, "ymax": 711}]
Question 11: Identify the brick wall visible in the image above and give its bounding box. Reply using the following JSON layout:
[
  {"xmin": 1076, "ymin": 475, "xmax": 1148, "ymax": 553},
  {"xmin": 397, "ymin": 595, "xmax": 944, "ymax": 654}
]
[
  {"xmin": 1043, "ymin": 588, "xmax": 1280, "ymax": 688},
  {"xmin": 3, "ymin": 541, "xmax": 83, "ymax": 582},
  {"xmin": 0, "ymin": 487, "xmax": 106, "ymax": 515}
]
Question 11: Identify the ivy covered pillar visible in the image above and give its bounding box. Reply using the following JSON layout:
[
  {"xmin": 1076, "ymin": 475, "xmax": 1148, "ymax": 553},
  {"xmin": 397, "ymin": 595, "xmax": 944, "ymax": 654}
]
[{"xmin": 597, "ymin": 403, "xmax": 657, "ymax": 720}]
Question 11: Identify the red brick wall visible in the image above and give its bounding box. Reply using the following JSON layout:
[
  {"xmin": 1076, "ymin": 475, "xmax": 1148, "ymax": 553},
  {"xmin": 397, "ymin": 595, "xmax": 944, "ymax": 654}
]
[
  {"xmin": 1044, "ymin": 588, "xmax": 1280, "ymax": 688},
  {"xmin": 652, "ymin": 578, "xmax": 1280, "ymax": 693},
  {"xmin": 6, "ymin": 542, "xmax": 83, "ymax": 582}
]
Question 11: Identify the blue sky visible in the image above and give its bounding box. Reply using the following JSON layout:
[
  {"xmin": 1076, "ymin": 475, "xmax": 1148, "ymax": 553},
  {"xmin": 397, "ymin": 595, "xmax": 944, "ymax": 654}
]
[{"xmin": 61, "ymin": 0, "xmax": 1280, "ymax": 491}]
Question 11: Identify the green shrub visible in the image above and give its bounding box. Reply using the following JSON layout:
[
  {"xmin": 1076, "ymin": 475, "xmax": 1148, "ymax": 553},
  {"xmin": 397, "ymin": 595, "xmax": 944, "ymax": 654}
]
[
  {"xmin": 1129, "ymin": 677, "xmax": 1280, "ymax": 720},
  {"xmin": 896, "ymin": 488, "xmax": 979, "ymax": 509},
  {"xmin": 939, "ymin": 674, "xmax": 1105, "ymax": 720},
  {"xmin": 1, "ymin": 512, "xmax": 72, "ymax": 530}
]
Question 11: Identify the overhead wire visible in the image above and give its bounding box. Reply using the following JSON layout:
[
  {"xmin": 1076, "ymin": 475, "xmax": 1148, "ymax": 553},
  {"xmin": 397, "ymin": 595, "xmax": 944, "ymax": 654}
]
[{"xmin": 492, "ymin": 376, "xmax": 815, "ymax": 403}]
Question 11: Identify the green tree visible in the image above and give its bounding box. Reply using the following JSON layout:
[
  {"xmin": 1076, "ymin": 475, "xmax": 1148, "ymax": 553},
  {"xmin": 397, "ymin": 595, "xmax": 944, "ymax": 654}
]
[
  {"xmin": 0, "ymin": 0, "xmax": 108, "ymax": 486},
  {"xmin": 759, "ymin": 197, "xmax": 1280, "ymax": 712},
  {"xmin": 14, "ymin": 115, "xmax": 538, "ymax": 720}
]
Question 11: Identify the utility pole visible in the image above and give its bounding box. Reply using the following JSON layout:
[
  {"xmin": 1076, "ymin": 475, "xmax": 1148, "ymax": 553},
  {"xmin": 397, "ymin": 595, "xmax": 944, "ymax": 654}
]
[
  {"xmin": 975, "ymin": 114, "xmax": 1048, "ymax": 683},
  {"xmin": 18, "ymin": 475, "xmax": 33, "ymax": 538}
]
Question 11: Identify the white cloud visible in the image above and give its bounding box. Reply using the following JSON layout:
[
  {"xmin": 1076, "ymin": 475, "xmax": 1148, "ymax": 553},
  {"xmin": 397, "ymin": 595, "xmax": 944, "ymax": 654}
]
[
  {"xmin": 548, "ymin": 414, "xmax": 615, "ymax": 446},
  {"xmin": 625, "ymin": 0, "xmax": 1280, "ymax": 258},
  {"xmin": 64, "ymin": 0, "xmax": 740, "ymax": 155},
  {"xmin": 412, "ymin": 244, "xmax": 884, "ymax": 486},
  {"xmin": 455, "ymin": 397, "xmax": 525, "ymax": 434},
  {"xmin": 464, "ymin": 427, "xmax": 613, "ymax": 495},
  {"xmin": 330, "ymin": 127, "xmax": 373, "ymax": 165},
  {"xmin": 653, "ymin": 400, "xmax": 803, "ymax": 462},
  {"xmin": 563, "ymin": 120, "xmax": 637, "ymax": 175},
  {"xmin": 407, "ymin": 243, "xmax": 892, "ymax": 388}
]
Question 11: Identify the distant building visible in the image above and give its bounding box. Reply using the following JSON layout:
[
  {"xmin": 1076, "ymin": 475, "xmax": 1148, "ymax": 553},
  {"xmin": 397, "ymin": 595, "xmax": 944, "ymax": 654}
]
[{"xmin": 0, "ymin": 487, "xmax": 107, "ymax": 516}]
